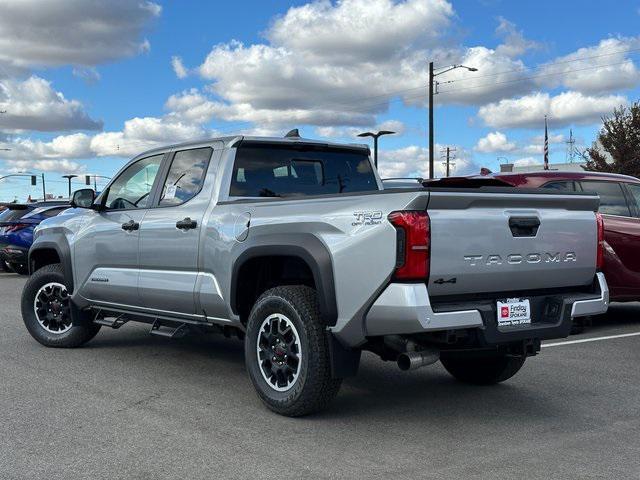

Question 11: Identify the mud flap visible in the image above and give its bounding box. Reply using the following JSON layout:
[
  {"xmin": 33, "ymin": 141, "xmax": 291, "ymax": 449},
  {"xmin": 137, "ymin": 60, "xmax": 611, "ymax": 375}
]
[{"xmin": 326, "ymin": 331, "xmax": 361, "ymax": 378}]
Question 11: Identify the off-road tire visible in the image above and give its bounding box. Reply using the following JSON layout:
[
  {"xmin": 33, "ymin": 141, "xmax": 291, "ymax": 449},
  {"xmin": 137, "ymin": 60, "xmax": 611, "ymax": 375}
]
[
  {"xmin": 21, "ymin": 263, "xmax": 100, "ymax": 348},
  {"xmin": 245, "ymin": 285, "xmax": 342, "ymax": 417},
  {"xmin": 441, "ymin": 354, "xmax": 526, "ymax": 385}
]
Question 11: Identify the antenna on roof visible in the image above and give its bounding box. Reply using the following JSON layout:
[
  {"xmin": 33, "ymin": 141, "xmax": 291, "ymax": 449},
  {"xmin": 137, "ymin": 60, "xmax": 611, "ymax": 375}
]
[{"xmin": 284, "ymin": 128, "xmax": 300, "ymax": 138}]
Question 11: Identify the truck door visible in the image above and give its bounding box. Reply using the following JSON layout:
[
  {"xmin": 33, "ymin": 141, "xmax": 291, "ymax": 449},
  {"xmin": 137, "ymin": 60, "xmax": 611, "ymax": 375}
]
[
  {"xmin": 74, "ymin": 154, "xmax": 165, "ymax": 308},
  {"xmin": 137, "ymin": 146, "xmax": 216, "ymax": 315}
]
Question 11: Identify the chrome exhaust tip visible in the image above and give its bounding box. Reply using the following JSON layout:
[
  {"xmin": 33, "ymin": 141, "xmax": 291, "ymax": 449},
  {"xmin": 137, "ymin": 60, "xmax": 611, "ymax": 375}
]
[{"xmin": 397, "ymin": 349, "xmax": 440, "ymax": 371}]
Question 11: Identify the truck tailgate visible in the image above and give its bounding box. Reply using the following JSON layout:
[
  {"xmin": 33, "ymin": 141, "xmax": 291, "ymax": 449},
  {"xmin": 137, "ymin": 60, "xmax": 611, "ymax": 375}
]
[{"xmin": 427, "ymin": 189, "xmax": 599, "ymax": 297}]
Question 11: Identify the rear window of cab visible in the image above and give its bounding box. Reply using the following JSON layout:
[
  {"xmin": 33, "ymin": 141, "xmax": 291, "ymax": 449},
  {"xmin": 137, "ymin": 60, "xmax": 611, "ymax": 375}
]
[{"xmin": 229, "ymin": 144, "xmax": 378, "ymax": 198}]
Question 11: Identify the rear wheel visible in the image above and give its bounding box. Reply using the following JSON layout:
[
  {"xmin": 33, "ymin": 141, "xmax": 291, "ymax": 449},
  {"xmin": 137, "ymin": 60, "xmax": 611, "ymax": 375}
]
[
  {"xmin": 441, "ymin": 353, "xmax": 526, "ymax": 385},
  {"xmin": 245, "ymin": 285, "xmax": 342, "ymax": 417},
  {"xmin": 21, "ymin": 263, "xmax": 100, "ymax": 348}
]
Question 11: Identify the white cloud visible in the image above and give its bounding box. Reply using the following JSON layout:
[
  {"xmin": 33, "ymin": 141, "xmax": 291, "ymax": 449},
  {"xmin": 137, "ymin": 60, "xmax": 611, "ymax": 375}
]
[
  {"xmin": 195, "ymin": 1, "xmax": 463, "ymax": 127},
  {"xmin": 91, "ymin": 117, "xmax": 207, "ymax": 157},
  {"xmin": 0, "ymin": 76, "xmax": 102, "ymax": 132},
  {"xmin": 72, "ymin": 67, "xmax": 101, "ymax": 84},
  {"xmin": 196, "ymin": 5, "xmax": 541, "ymax": 126},
  {"xmin": 1, "ymin": 102, "xmax": 210, "ymax": 160},
  {"xmin": 537, "ymin": 37, "xmax": 640, "ymax": 94},
  {"xmin": 434, "ymin": 46, "xmax": 534, "ymax": 105},
  {"xmin": 495, "ymin": 17, "xmax": 539, "ymax": 58},
  {"xmin": 171, "ymin": 56, "xmax": 188, "ymax": 79},
  {"xmin": 5, "ymin": 159, "xmax": 83, "ymax": 174},
  {"xmin": 165, "ymin": 89, "xmax": 217, "ymax": 124},
  {"xmin": 378, "ymin": 145, "xmax": 478, "ymax": 179},
  {"xmin": 267, "ymin": 0, "xmax": 453, "ymax": 64},
  {"xmin": 513, "ymin": 157, "xmax": 539, "ymax": 167},
  {"xmin": 0, "ymin": 0, "xmax": 161, "ymax": 69},
  {"xmin": 315, "ymin": 119, "xmax": 406, "ymax": 139},
  {"xmin": 475, "ymin": 131, "xmax": 516, "ymax": 153},
  {"xmin": 478, "ymin": 91, "xmax": 626, "ymax": 129}
]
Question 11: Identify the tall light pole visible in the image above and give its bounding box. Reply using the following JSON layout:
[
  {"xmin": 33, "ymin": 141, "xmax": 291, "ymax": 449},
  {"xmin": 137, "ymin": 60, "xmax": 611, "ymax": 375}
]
[
  {"xmin": 62, "ymin": 174, "xmax": 78, "ymax": 197},
  {"xmin": 357, "ymin": 130, "xmax": 396, "ymax": 168},
  {"xmin": 428, "ymin": 63, "xmax": 478, "ymax": 179}
]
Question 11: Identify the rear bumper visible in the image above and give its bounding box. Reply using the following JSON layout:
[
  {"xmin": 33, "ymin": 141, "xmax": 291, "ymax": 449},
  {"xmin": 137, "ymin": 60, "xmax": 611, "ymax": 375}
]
[{"xmin": 364, "ymin": 273, "xmax": 609, "ymax": 345}]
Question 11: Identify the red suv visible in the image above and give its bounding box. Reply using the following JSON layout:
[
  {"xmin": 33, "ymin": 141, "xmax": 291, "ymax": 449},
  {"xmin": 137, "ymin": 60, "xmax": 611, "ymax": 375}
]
[{"xmin": 481, "ymin": 171, "xmax": 640, "ymax": 302}]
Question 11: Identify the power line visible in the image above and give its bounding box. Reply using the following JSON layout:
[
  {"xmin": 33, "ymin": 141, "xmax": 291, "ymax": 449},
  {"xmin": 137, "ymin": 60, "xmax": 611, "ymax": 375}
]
[
  {"xmin": 439, "ymin": 46, "xmax": 640, "ymax": 85},
  {"xmin": 438, "ymin": 59, "xmax": 634, "ymax": 95}
]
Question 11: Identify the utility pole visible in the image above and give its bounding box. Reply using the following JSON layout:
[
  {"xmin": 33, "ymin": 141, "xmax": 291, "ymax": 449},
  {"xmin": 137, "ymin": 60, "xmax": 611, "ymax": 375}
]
[
  {"xmin": 428, "ymin": 62, "xmax": 477, "ymax": 179},
  {"xmin": 428, "ymin": 61, "xmax": 434, "ymax": 180},
  {"xmin": 41, "ymin": 173, "xmax": 46, "ymax": 200},
  {"xmin": 566, "ymin": 129, "xmax": 577, "ymax": 163},
  {"xmin": 440, "ymin": 146, "xmax": 456, "ymax": 177}
]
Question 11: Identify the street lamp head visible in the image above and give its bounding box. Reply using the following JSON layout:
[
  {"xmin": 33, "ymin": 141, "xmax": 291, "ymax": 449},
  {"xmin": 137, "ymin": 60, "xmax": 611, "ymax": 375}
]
[
  {"xmin": 357, "ymin": 132, "xmax": 374, "ymax": 138},
  {"xmin": 378, "ymin": 130, "xmax": 395, "ymax": 137},
  {"xmin": 467, "ymin": 67, "xmax": 478, "ymax": 72}
]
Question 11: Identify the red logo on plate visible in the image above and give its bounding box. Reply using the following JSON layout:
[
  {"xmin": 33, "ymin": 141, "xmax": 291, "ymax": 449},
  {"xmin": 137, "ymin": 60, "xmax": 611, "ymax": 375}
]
[{"xmin": 500, "ymin": 306, "xmax": 510, "ymax": 318}]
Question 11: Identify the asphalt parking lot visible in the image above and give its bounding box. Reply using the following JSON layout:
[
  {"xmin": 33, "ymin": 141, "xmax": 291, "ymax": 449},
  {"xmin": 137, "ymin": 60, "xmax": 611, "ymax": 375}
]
[{"xmin": 1, "ymin": 272, "xmax": 639, "ymax": 479}]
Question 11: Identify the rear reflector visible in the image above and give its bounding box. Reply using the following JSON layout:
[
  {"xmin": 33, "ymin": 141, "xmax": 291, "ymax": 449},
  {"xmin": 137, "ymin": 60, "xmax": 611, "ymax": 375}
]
[
  {"xmin": 596, "ymin": 212, "xmax": 604, "ymax": 270},
  {"xmin": 388, "ymin": 211, "xmax": 430, "ymax": 281}
]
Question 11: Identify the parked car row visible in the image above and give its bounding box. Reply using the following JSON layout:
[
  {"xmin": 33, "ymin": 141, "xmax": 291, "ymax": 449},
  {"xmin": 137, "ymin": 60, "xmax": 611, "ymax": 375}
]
[{"xmin": 0, "ymin": 200, "xmax": 71, "ymax": 274}]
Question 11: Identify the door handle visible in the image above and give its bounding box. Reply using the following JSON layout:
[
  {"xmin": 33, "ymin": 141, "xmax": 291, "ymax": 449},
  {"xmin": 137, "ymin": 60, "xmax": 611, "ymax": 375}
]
[
  {"xmin": 176, "ymin": 217, "xmax": 198, "ymax": 230},
  {"xmin": 121, "ymin": 220, "xmax": 140, "ymax": 231},
  {"xmin": 509, "ymin": 217, "xmax": 540, "ymax": 237}
]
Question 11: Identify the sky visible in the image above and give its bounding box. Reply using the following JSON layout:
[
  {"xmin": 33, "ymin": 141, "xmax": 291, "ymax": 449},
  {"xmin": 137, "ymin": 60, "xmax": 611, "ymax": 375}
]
[{"xmin": 1, "ymin": 0, "xmax": 640, "ymax": 201}]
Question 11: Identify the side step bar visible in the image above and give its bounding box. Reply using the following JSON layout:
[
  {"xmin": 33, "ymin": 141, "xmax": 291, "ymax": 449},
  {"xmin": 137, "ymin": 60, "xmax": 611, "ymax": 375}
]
[
  {"xmin": 150, "ymin": 319, "xmax": 190, "ymax": 339},
  {"xmin": 94, "ymin": 314, "xmax": 128, "ymax": 329}
]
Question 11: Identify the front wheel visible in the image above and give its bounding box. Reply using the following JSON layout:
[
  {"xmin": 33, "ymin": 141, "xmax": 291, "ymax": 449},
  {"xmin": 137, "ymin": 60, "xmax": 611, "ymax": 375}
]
[
  {"xmin": 21, "ymin": 263, "xmax": 100, "ymax": 348},
  {"xmin": 441, "ymin": 353, "xmax": 526, "ymax": 385},
  {"xmin": 245, "ymin": 285, "xmax": 342, "ymax": 417}
]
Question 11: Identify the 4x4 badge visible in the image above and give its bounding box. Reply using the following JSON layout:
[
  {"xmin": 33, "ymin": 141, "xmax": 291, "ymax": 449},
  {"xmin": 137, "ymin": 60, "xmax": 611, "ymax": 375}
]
[{"xmin": 433, "ymin": 278, "xmax": 457, "ymax": 285}]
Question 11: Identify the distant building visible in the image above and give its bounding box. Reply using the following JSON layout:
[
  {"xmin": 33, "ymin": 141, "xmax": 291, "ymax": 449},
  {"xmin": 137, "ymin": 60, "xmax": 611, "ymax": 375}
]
[{"xmin": 500, "ymin": 162, "xmax": 586, "ymax": 173}]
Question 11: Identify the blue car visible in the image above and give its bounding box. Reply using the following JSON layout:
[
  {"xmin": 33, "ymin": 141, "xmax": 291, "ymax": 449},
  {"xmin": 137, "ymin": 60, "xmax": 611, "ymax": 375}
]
[{"xmin": 0, "ymin": 201, "xmax": 71, "ymax": 274}]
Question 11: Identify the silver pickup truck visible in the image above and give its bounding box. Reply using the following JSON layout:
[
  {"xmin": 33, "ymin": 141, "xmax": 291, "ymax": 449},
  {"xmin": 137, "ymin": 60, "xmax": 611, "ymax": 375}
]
[{"xmin": 21, "ymin": 133, "xmax": 609, "ymax": 416}]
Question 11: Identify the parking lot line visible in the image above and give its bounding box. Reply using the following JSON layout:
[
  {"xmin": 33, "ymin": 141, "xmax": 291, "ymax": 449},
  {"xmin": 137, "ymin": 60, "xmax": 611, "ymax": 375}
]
[{"xmin": 543, "ymin": 331, "xmax": 640, "ymax": 348}]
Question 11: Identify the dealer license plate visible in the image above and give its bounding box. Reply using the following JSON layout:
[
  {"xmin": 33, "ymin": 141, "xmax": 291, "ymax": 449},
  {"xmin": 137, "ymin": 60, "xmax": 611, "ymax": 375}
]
[{"xmin": 496, "ymin": 298, "xmax": 531, "ymax": 327}]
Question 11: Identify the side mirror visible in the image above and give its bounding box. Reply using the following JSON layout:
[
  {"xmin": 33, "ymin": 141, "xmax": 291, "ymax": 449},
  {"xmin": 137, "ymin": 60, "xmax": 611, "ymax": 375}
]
[{"xmin": 71, "ymin": 188, "xmax": 96, "ymax": 209}]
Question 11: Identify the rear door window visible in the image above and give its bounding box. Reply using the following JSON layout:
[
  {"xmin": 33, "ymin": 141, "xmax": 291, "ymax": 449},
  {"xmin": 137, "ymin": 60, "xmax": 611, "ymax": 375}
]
[
  {"xmin": 230, "ymin": 144, "xmax": 377, "ymax": 197},
  {"xmin": 159, "ymin": 147, "xmax": 212, "ymax": 206},
  {"xmin": 624, "ymin": 183, "xmax": 640, "ymax": 217},
  {"xmin": 579, "ymin": 181, "xmax": 631, "ymax": 216}
]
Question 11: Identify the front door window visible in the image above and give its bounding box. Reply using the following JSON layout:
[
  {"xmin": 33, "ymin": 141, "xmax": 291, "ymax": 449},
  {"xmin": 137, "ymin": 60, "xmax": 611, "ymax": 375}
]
[{"xmin": 103, "ymin": 154, "xmax": 164, "ymax": 210}]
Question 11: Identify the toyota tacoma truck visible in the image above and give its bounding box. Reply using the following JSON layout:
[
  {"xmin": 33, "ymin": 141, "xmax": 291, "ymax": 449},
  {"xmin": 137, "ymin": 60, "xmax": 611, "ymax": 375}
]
[{"xmin": 21, "ymin": 132, "xmax": 609, "ymax": 416}]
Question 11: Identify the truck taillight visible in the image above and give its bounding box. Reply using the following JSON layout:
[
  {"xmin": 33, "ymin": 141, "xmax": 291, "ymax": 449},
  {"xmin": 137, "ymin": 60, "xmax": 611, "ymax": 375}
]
[
  {"xmin": 388, "ymin": 211, "xmax": 430, "ymax": 281},
  {"xmin": 596, "ymin": 212, "xmax": 604, "ymax": 270}
]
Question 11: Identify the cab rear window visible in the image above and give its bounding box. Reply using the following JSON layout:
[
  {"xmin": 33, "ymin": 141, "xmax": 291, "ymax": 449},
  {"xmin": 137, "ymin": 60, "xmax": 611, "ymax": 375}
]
[{"xmin": 229, "ymin": 144, "xmax": 377, "ymax": 197}]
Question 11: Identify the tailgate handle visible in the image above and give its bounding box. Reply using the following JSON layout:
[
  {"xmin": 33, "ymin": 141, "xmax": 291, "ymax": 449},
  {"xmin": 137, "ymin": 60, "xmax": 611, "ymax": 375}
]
[{"xmin": 509, "ymin": 217, "xmax": 540, "ymax": 237}]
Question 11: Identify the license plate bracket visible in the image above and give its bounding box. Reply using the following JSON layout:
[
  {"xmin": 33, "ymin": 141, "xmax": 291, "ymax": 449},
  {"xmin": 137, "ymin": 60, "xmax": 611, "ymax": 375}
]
[{"xmin": 496, "ymin": 298, "xmax": 531, "ymax": 327}]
